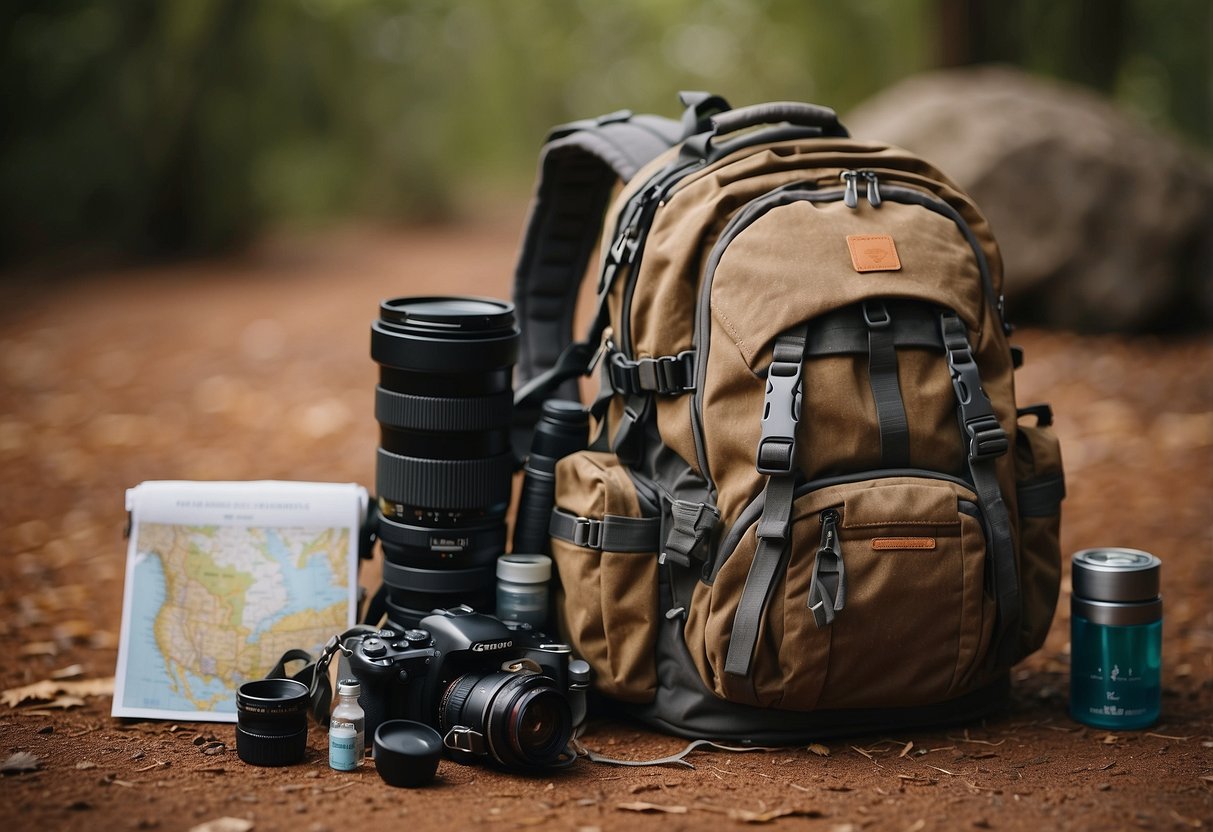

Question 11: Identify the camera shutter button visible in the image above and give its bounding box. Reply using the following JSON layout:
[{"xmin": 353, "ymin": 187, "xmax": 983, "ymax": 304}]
[
  {"xmin": 362, "ymin": 638, "xmax": 387, "ymax": 658},
  {"xmin": 404, "ymin": 629, "xmax": 430, "ymax": 647}
]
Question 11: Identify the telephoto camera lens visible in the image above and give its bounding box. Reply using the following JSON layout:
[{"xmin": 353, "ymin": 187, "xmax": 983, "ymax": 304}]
[
  {"xmin": 372, "ymin": 296, "xmax": 520, "ymax": 627},
  {"xmin": 511, "ymin": 399, "xmax": 588, "ymax": 556},
  {"xmin": 438, "ymin": 670, "xmax": 573, "ymax": 769}
]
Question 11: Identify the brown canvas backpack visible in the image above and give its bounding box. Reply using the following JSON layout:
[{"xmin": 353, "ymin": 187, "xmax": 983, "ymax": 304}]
[{"xmin": 511, "ymin": 93, "xmax": 1065, "ymax": 742}]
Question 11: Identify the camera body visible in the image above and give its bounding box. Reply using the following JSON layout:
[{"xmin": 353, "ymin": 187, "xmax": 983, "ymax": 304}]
[{"xmin": 347, "ymin": 606, "xmax": 589, "ymax": 769}]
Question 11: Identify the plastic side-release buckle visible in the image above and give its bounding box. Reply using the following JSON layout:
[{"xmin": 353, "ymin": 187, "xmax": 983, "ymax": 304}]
[
  {"xmin": 660, "ymin": 500, "xmax": 719, "ymax": 568},
  {"xmin": 941, "ymin": 313, "xmax": 1008, "ymax": 461},
  {"xmin": 755, "ymin": 351, "xmax": 804, "ymax": 475},
  {"xmin": 965, "ymin": 414, "xmax": 1010, "ymax": 460}
]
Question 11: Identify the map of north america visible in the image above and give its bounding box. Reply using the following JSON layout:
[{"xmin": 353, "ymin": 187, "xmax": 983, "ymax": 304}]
[{"xmin": 120, "ymin": 523, "xmax": 351, "ymax": 715}]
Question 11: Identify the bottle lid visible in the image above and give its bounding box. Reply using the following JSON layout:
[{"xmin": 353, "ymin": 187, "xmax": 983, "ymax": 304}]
[
  {"xmin": 337, "ymin": 679, "xmax": 361, "ymax": 697},
  {"xmin": 1071, "ymin": 548, "xmax": 1161, "ymax": 603},
  {"xmin": 497, "ymin": 554, "xmax": 552, "ymax": 584}
]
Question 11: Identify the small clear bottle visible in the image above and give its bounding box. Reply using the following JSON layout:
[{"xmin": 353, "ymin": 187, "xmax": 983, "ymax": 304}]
[
  {"xmin": 496, "ymin": 554, "xmax": 552, "ymax": 628},
  {"xmin": 329, "ymin": 679, "xmax": 365, "ymax": 770}
]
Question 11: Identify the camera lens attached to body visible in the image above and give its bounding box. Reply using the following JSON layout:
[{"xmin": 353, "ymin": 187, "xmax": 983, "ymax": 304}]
[
  {"xmin": 235, "ymin": 678, "xmax": 310, "ymax": 767},
  {"xmin": 439, "ymin": 668, "xmax": 573, "ymax": 769},
  {"xmin": 372, "ymin": 296, "xmax": 520, "ymax": 626}
]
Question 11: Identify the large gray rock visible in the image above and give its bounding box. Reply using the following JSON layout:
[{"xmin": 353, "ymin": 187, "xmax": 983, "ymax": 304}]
[{"xmin": 845, "ymin": 66, "xmax": 1213, "ymax": 332}]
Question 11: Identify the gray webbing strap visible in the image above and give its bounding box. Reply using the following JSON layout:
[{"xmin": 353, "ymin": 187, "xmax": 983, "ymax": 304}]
[
  {"xmin": 549, "ymin": 507, "xmax": 661, "ymax": 553},
  {"xmin": 724, "ymin": 326, "xmax": 809, "ymax": 678},
  {"xmin": 864, "ymin": 301, "xmax": 911, "ymax": 467},
  {"xmin": 513, "ymin": 113, "xmax": 681, "ymax": 407},
  {"xmin": 724, "ymin": 474, "xmax": 797, "ymax": 677},
  {"xmin": 806, "ymin": 302, "xmax": 942, "ymax": 356},
  {"xmin": 940, "ymin": 312, "xmax": 1019, "ymax": 669}
]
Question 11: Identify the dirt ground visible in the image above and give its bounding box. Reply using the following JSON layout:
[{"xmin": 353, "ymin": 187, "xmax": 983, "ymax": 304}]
[{"xmin": 0, "ymin": 215, "xmax": 1210, "ymax": 832}]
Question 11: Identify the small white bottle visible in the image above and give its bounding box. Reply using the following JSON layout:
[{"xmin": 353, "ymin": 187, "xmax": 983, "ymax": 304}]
[{"xmin": 329, "ymin": 679, "xmax": 365, "ymax": 770}]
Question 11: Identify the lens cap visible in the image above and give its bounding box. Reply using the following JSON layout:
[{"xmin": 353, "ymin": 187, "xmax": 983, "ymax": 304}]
[
  {"xmin": 374, "ymin": 720, "xmax": 443, "ymax": 787},
  {"xmin": 372, "ymin": 296, "xmax": 520, "ymax": 373},
  {"xmin": 380, "ymin": 297, "xmax": 517, "ymax": 334}
]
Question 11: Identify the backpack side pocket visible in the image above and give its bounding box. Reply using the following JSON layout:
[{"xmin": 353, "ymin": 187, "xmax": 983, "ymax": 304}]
[
  {"xmin": 550, "ymin": 451, "xmax": 660, "ymax": 703},
  {"xmin": 1014, "ymin": 405, "xmax": 1065, "ymax": 659}
]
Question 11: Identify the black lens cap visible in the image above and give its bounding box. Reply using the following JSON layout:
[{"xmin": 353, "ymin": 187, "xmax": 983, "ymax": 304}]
[{"xmin": 379, "ymin": 296, "xmax": 516, "ymax": 336}]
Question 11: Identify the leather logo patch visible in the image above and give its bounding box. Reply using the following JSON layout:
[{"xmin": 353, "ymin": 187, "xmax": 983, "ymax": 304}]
[
  {"xmin": 846, "ymin": 234, "xmax": 901, "ymax": 273},
  {"xmin": 871, "ymin": 537, "xmax": 936, "ymax": 551}
]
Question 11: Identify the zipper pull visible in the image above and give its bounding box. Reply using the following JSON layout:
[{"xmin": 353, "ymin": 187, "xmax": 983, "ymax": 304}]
[
  {"xmin": 863, "ymin": 170, "xmax": 882, "ymax": 207},
  {"xmin": 808, "ymin": 509, "xmax": 847, "ymax": 628},
  {"xmin": 840, "ymin": 170, "xmax": 859, "ymax": 209}
]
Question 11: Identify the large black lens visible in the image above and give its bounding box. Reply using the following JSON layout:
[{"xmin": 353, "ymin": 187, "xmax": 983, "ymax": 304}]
[
  {"xmin": 371, "ymin": 296, "xmax": 519, "ymax": 627},
  {"xmin": 439, "ymin": 671, "xmax": 572, "ymax": 769}
]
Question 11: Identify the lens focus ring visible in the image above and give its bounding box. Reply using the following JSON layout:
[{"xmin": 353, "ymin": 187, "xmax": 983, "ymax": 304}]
[
  {"xmin": 375, "ymin": 385, "xmax": 513, "ymax": 432},
  {"xmin": 376, "ymin": 448, "xmax": 514, "ymax": 510}
]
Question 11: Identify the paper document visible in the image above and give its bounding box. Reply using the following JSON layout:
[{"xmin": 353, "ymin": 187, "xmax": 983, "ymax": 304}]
[{"xmin": 113, "ymin": 480, "xmax": 365, "ymax": 721}]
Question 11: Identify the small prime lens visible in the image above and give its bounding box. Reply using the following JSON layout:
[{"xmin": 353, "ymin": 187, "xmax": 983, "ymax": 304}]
[
  {"xmin": 438, "ymin": 671, "xmax": 572, "ymax": 769},
  {"xmin": 236, "ymin": 678, "xmax": 309, "ymax": 766},
  {"xmin": 371, "ymin": 296, "xmax": 519, "ymax": 627}
]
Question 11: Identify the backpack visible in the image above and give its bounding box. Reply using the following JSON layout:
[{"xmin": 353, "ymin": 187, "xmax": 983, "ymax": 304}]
[{"xmin": 511, "ymin": 93, "xmax": 1065, "ymax": 743}]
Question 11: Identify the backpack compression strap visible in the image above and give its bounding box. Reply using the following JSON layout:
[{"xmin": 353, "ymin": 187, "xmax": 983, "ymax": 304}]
[
  {"xmin": 725, "ymin": 325, "xmax": 810, "ymax": 678},
  {"xmin": 512, "ymin": 111, "xmax": 682, "ymax": 411}
]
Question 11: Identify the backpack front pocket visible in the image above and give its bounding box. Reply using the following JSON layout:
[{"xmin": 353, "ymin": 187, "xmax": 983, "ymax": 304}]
[
  {"xmin": 550, "ymin": 451, "xmax": 660, "ymax": 703},
  {"xmin": 687, "ymin": 475, "xmax": 996, "ymax": 710}
]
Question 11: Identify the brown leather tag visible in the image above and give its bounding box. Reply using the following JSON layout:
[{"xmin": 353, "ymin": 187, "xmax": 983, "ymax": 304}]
[
  {"xmin": 846, "ymin": 234, "xmax": 901, "ymax": 273},
  {"xmin": 871, "ymin": 537, "xmax": 936, "ymax": 551}
]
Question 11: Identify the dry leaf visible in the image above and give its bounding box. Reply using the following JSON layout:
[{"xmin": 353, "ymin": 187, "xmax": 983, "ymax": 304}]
[
  {"xmin": 898, "ymin": 741, "xmax": 914, "ymax": 758},
  {"xmin": 1101, "ymin": 734, "xmax": 1119, "ymax": 745},
  {"xmin": 1170, "ymin": 809, "xmax": 1203, "ymax": 829},
  {"xmin": 728, "ymin": 807, "xmax": 824, "ymax": 823},
  {"xmin": 616, "ymin": 802, "xmax": 688, "ymax": 814},
  {"xmin": 19, "ymin": 641, "xmax": 58, "ymax": 657},
  {"xmin": 905, "ymin": 821, "xmax": 927, "ymax": 832},
  {"xmin": 75, "ymin": 761, "xmax": 97, "ymax": 770},
  {"xmin": 189, "ymin": 819, "xmax": 254, "ymax": 832},
  {"xmin": 51, "ymin": 664, "xmax": 84, "ymax": 680},
  {"xmin": 808, "ymin": 743, "xmax": 830, "ymax": 757},
  {"xmin": 1, "ymin": 751, "xmax": 42, "ymax": 774},
  {"xmin": 1, "ymin": 677, "xmax": 114, "ymax": 708}
]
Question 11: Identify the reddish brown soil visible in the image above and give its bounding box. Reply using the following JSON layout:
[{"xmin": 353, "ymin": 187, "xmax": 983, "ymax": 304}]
[{"xmin": 1, "ymin": 216, "xmax": 1210, "ymax": 832}]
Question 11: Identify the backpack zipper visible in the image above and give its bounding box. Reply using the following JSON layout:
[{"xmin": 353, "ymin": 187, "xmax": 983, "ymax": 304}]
[
  {"xmin": 610, "ymin": 158, "xmax": 705, "ymax": 356},
  {"xmin": 807, "ymin": 508, "xmax": 846, "ymax": 627},
  {"xmin": 840, "ymin": 169, "xmax": 881, "ymax": 208},
  {"xmin": 706, "ymin": 467, "xmax": 977, "ymax": 583}
]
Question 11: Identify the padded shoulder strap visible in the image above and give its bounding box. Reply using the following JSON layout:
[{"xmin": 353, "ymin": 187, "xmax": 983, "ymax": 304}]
[{"xmin": 512, "ymin": 111, "xmax": 681, "ymax": 404}]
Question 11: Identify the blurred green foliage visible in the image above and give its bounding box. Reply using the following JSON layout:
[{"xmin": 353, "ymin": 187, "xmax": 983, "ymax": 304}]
[{"xmin": 1, "ymin": 0, "xmax": 1208, "ymax": 264}]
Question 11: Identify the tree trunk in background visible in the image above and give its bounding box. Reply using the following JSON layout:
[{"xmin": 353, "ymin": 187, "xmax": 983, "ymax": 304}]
[{"xmin": 937, "ymin": 0, "xmax": 1126, "ymax": 94}]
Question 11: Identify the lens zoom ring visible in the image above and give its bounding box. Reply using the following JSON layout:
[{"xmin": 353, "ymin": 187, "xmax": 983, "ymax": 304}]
[
  {"xmin": 375, "ymin": 386, "xmax": 513, "ymax": 432},
  {"xmin": 377, "ymin": 448, "xmax": 514, "ymax": 510}
]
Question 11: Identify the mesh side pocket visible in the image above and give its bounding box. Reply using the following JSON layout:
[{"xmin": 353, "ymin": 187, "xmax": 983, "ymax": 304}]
[{"xmin": 1014, "ymin": 409, "xmax": 1065, "ymax": 659}]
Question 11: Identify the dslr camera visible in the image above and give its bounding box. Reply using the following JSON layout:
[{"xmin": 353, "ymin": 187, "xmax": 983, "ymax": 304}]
[{"xmin": 347, "ymin": 606, "xmax": 590, "ymax": 770}]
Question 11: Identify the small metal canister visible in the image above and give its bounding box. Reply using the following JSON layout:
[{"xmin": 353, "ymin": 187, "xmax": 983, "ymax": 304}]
[{"xmin": 1069, "ymin": 548, "xmax": 1162, "ymax": 729}]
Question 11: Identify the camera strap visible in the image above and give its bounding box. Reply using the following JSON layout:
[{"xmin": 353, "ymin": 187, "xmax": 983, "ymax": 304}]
[
  {"xmin": 572, "ymin": 736, "xmax": 781, "ymax": 769},
  {"xmin": 265, "ymin": 625, "xmax": 379, "ymax": 725}
]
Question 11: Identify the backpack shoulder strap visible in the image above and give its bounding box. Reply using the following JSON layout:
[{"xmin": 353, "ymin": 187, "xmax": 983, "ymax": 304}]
[{"xmin": 512, "ymin": 111, "xmax": 682, "ymax": 405}]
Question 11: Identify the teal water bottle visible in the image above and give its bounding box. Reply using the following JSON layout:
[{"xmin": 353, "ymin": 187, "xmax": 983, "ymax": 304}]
[{"xmin": 1069, "ymin": 549, "xmax": 1162, "ymax": 730}]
